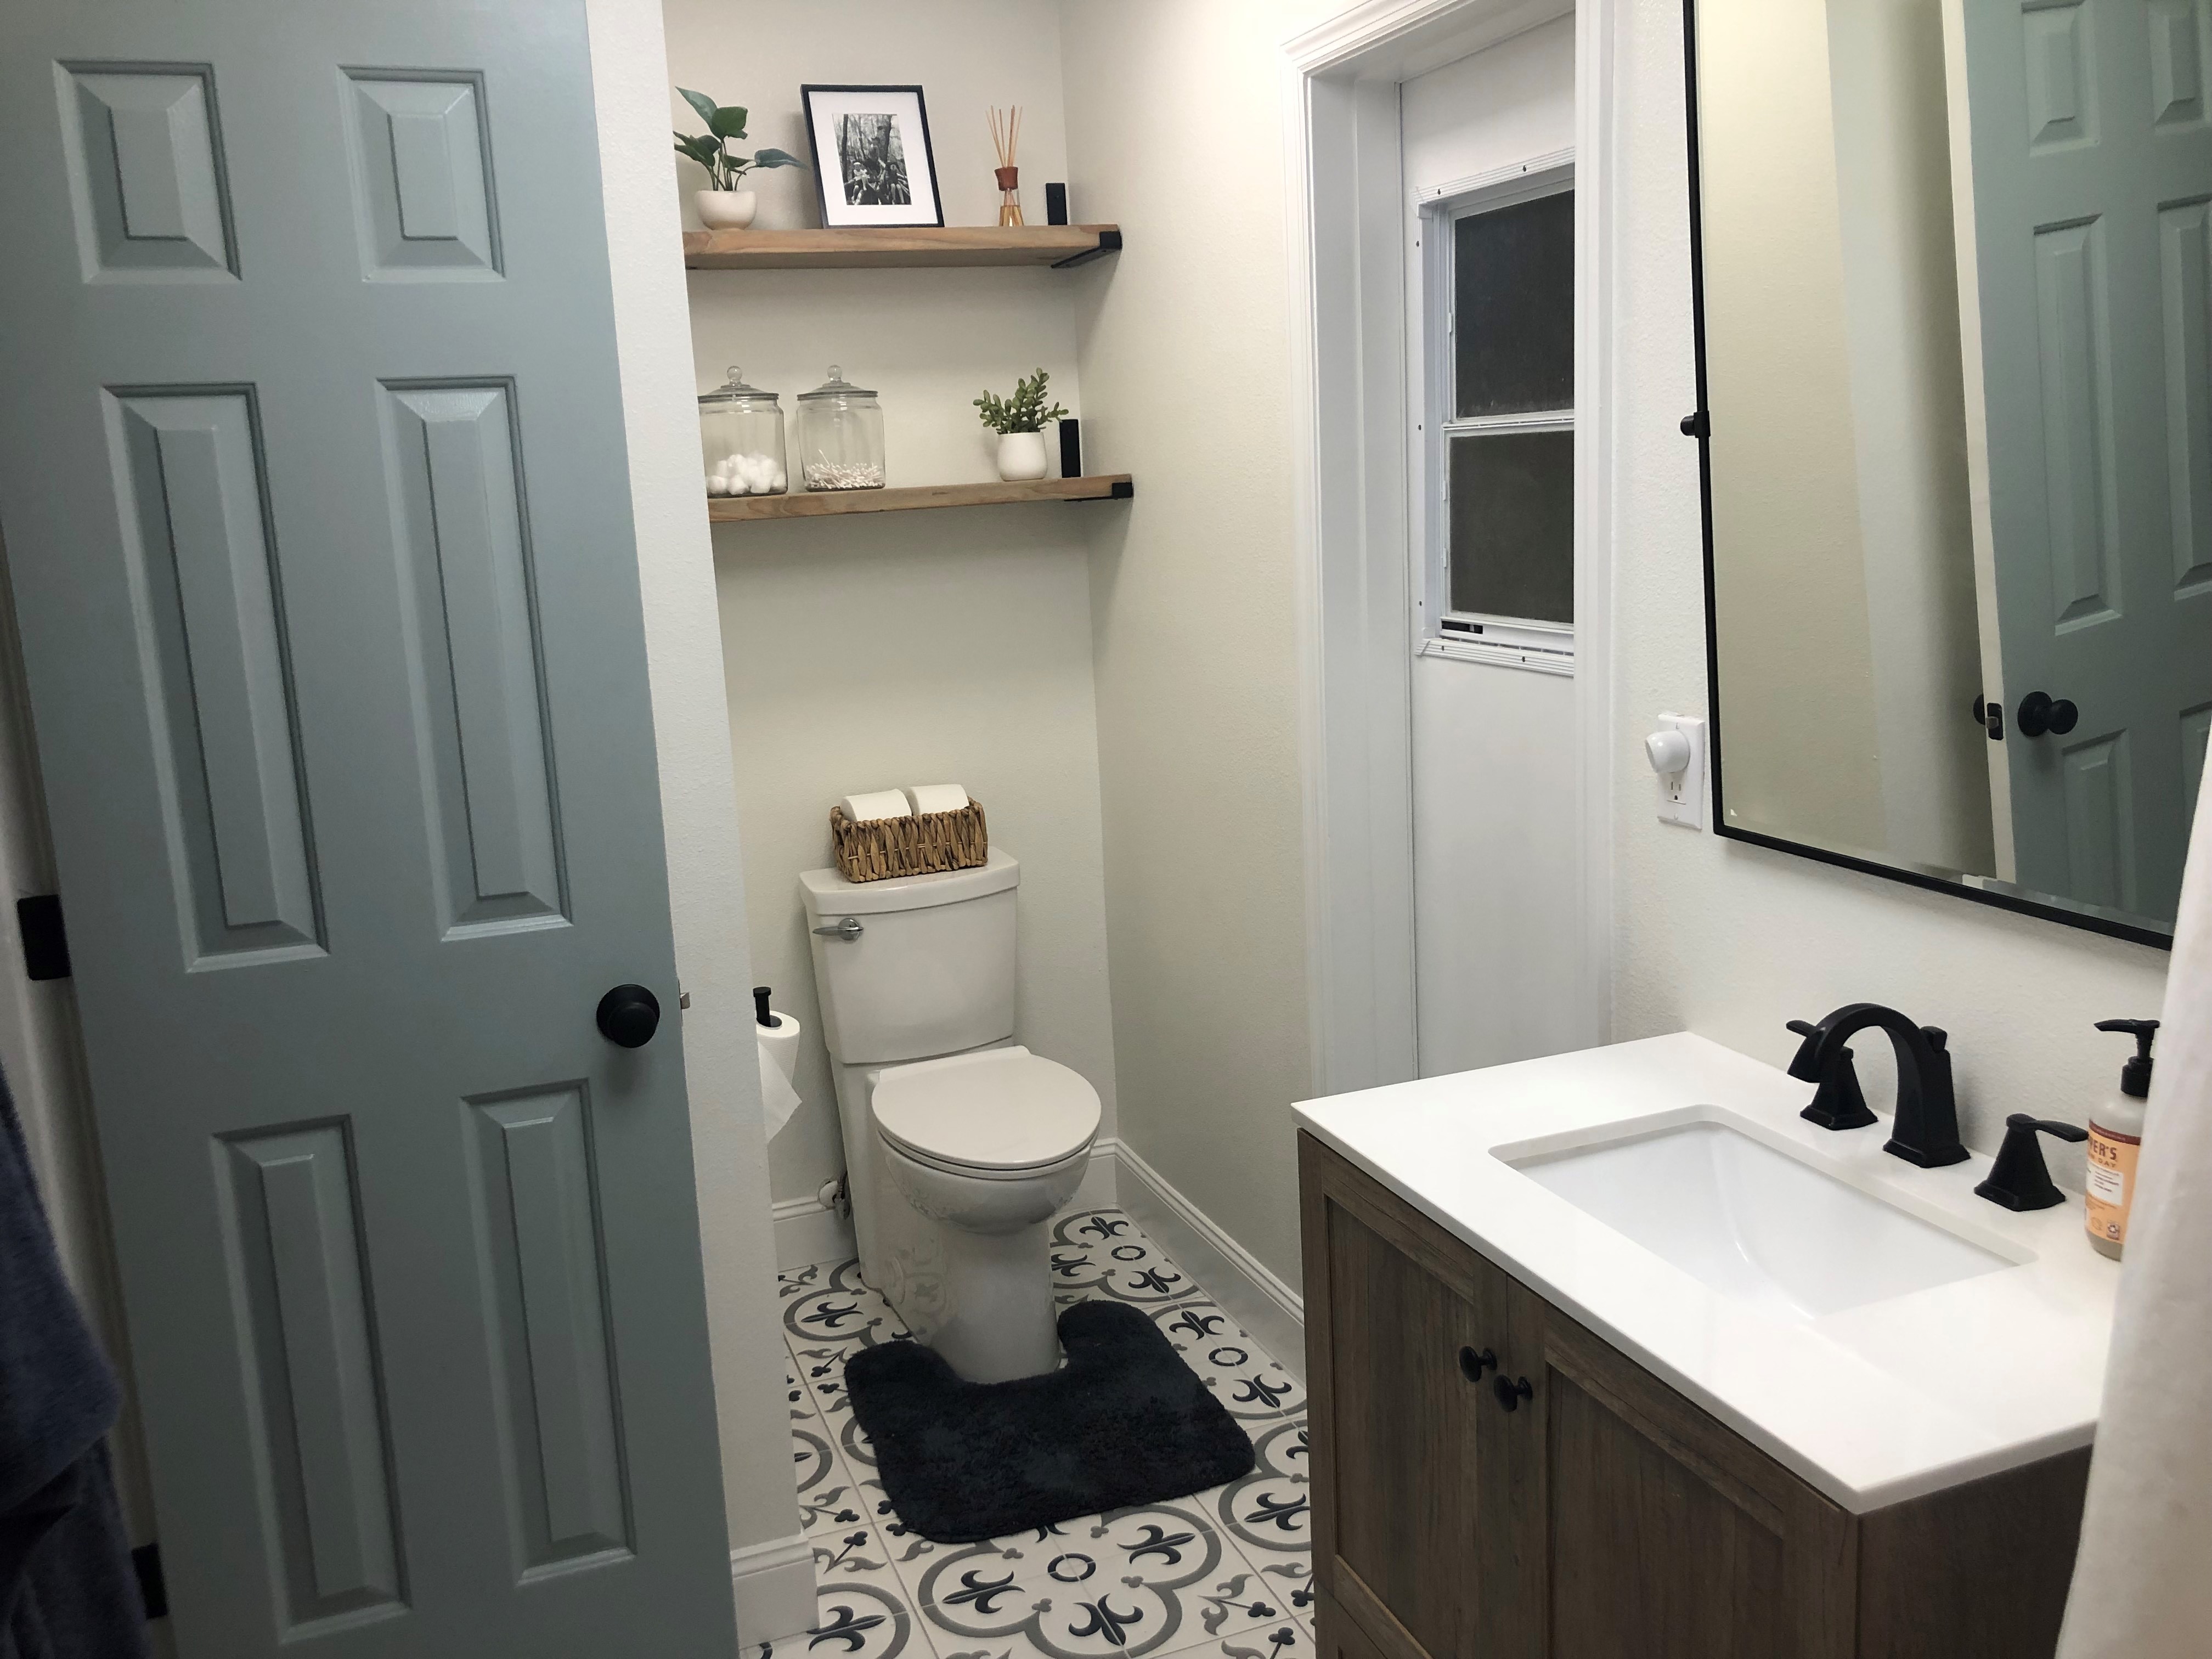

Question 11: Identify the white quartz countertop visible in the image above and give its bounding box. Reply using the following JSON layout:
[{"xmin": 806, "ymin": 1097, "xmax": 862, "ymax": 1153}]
[{"xmin": 1292, "ymin": 1031, "xmax": 2120, "ymax": 1513}]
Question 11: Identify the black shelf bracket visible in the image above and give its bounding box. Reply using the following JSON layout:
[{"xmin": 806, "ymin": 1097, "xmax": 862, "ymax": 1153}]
[{"xmin": 1051, "ymin": 229, "xmax": 1124, "ymax": 269}]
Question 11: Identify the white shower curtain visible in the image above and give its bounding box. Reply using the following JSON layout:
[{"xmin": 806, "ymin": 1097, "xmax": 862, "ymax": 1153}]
[{"xmin": 2056, "ymin": 777, "xmax": 2212, "ymax": 1657}]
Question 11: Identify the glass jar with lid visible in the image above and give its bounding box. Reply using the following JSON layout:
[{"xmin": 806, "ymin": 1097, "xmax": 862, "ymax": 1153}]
[
  {"xmin": 795, "ymin": 366, "xmax": 886, "ymax": 490},
  {"xmin": 698, "ymin": 366, "xmax": 787, "ymax": 498}
]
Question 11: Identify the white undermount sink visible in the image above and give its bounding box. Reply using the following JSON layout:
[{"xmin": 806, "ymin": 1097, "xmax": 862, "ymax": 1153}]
[{"xmin": 1504, "ymin": 1116, "xmax": 2019, "ymax": 1323}]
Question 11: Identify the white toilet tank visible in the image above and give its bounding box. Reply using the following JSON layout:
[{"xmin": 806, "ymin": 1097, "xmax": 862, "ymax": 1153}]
[{"xmin": 799, "ymin": 850, "xmax": 1019, "ymax": 1064}]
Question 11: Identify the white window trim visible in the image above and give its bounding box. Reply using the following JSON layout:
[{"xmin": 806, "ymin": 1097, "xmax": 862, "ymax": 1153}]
[{"xmin": 1414, "ymin": 153, "xmax": 1576, "ymax": 673}]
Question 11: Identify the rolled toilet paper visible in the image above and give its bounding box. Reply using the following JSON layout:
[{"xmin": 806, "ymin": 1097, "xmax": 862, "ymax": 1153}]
[
  {"xmin": 838, "ymin": 789, "xmax": 911, "ymax": 823},
  {"xmin": 757, "ymin": 1009, "xmax": 803, "ymax": 1140},
  {"xmin": 903, "ymin": 783, "xmax": 970, "ymax": 816}
]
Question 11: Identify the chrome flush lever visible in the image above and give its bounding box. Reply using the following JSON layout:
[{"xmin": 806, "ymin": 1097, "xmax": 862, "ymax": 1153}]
[{"xmin": 812, "ymin": 916, "xmax": 864, "ymax": 942}]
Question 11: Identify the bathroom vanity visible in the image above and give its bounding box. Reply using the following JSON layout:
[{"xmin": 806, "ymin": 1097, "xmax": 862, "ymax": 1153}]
[{"xmin": 1295, "ymin": 1034, "xmax": 2117, "ymax": 1659}]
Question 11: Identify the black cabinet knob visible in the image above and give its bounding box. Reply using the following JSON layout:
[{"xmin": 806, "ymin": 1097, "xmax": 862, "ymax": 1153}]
[
  {"xmin": 1679, "ymin": 411, "xmax": 1708, "ymax": 438},
  {"xmin": 1493, "ymin": 1374, "xmax": 1533, "ymax": 1412},
  {"xmin": 596, "ymin": 984, "xmax": 661, "ymax": 1048},
  {"xmin": 1459, "ymin": 1346, "xmax": 1496, "ymax": 1383},
  {"xmin": 2016, "ymin": 691, "xmax": 2079, "ymax": 738}
]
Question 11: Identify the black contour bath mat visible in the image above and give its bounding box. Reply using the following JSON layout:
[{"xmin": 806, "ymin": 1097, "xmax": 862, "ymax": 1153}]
[{"xmin": 843, "ymin": 1299, "xmax": 1257, "ymax": 1543}]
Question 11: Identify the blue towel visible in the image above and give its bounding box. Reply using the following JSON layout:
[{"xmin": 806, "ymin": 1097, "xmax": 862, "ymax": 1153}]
[{"xmin": 0, "ymin": 1065, "xmax": 147, "ymax": 1659}]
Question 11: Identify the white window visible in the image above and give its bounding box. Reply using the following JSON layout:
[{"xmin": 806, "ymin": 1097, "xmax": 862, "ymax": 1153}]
[{"xmin": 1418, "ymin": 165, "xmax": 1575, "ymax": 674}]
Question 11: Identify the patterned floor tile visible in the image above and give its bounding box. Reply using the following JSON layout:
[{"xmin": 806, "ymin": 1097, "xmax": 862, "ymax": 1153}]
[
  {"xmin": 778, "ymin": 1213, "xmax": 1312, "ymax": 1659},
  {"xmin": 786, "ymin": 1273, "xmax": 914, "ymax": 1355},
  {"xmin": 794, "ymin": 1419, "xmax": 844, "ymax": 1505},
  {"xmin": 794, "ymin": 1341, "xmax": 861, "ymax": 1417},
  {"xmin": 905, "ymin": 1496, "xmax": 1236, "ymax": 1611},
  {"xmin": 800, "ymin": 1465, "xmax": 873, "ymax": 1539},
  {"xmin": 814, "ymin": 1524, "xmax": 903, "ymax": 1585},
  {"xmin": 1159, "ymin": 1620, "xmax": 1312, "ymax": 1659},
  {"xmin": 1148, "ymin": 1308, "xmax": 1302, "ymax": 1424},
  {"xmin": 836, "ymin": 1404, "xmax": 879, "ymax": 1473},
  {"xmin": 913, "ymin": 1548, "xmax": 1288, "ymax": 1659},
  {"xmin": 1204, "ymin": 1419, "xmax": 1310, "ymax": 1562},
  {"xmin": 788, "ymin": 1575, "xmax": 929, "ymax": 1658}
]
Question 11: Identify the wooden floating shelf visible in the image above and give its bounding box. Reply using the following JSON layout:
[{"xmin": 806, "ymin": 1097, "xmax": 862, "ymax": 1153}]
[
  {"xmin": 682, "ymin": 224, "xmax": 1123, "ymax": 270},
  {"xmin": 707, "ymin": 475, "xmax": 1134, "ymax": 522}
]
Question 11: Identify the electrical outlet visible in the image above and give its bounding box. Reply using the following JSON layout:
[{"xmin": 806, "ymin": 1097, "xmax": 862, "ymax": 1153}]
[{"xmin": 1648, "ymin": 713, "xmax": 1707, "ymax": 830}]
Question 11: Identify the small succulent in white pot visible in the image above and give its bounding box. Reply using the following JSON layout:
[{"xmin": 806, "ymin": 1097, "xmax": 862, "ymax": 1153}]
[
  {"xmin": 674, "ymin": 88, "xmax": 804, "ymax": 230},
  {"xmin": 975, "ymin": 369, "xmax": 1070, "ymax": 482}
]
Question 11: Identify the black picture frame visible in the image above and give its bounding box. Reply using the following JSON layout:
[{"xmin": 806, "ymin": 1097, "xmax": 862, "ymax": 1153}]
[
  {"xmin": 1677, "ymin": 0, "xmax": 2171, "ymax": 953},
  {"xmin": 799, "ymin": 84, "xmax": 943, "ymax": 229}
]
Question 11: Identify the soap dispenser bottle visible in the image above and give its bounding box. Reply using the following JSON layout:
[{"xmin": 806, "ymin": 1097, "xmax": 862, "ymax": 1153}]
[{"xmin": 2085, "ymin": 1018, "xmax": 2160, "ymax": 1260}]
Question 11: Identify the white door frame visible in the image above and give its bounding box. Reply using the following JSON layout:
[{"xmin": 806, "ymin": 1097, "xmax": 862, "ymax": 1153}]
[{"xmin": 1282, "ymin": 0, "xmax": 1616, "ymax": 1096}]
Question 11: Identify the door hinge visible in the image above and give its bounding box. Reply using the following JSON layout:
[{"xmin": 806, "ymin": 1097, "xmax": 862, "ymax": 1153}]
[
  {"xmin": 132, "ymin": 1542, "xmax": 167, "ymax": 1620},
  {"xmin": 17, "ymin": 895, "xmax": 70, "ymax": 981}
]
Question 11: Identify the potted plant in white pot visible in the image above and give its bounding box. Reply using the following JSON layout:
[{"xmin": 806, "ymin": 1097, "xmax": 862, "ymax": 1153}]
[
  {"xmin": 974, "ymin": 369, "xmax": 1070, "ymax": 482},
  {"xmin": 674, "ymin": 88, "xmax": 805, "ymax": 230}
]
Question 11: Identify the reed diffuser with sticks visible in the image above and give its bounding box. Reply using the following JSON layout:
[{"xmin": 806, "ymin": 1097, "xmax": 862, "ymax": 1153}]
[{"xmin": 989, "ymin": 105, "xmax": 1023, "ymax": 227}]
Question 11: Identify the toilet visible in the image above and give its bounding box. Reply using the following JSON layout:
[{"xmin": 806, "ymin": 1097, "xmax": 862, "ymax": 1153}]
[{"xmin": 800, "ymin": 850, "xmax": 1102, "ymax": 1383}]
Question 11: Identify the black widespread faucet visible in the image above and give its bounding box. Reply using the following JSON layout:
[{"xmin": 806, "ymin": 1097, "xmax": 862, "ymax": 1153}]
[{"xmin": 1787, "ymin": 1003, "xmax": 1969, "ymax": 1168}]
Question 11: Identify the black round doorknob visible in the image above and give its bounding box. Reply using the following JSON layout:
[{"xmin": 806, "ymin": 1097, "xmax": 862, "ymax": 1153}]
[
  {"xmin": 1494, "ymin": 1374, "xmax": 1533, "ymax": 1412},
  {"xmin": 596, "ymin": 984, "xmax": 661, "ymax": 1048},
  {"xmin": 1458, "ymin": 1346, "xmax": 1497, "ymax": 1383},
  {"xmin": 2016, "ymin": 691, "xmax": 2079, "ymax": 739}
]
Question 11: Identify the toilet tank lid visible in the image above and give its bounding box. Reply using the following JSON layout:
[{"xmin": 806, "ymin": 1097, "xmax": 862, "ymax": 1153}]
[
  {"xmin": 800, "ymin": 848, "xmax": 1018, "ymax": 916},
  {"xmin": 872, "ymin": 1047, "xmax": 1102, "ymax": 1171}
]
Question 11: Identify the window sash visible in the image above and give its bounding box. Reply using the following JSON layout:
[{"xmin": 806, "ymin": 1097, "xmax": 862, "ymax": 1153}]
[{"xmin": 1418, "ymin": 166, "xmax": 1577, "ymax": 666}]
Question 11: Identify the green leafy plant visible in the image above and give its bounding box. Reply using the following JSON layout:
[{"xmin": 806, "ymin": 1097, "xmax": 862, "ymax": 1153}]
[
  {"xmin": 673, "ymin": 88, "xmax": 805, "ymax": 190},
  {"xmin": 974, "ymin": 368, "xmax": 1070, "ymax": 435}
]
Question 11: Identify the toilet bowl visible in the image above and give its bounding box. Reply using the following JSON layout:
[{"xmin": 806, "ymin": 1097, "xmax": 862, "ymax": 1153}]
[{"xmin": 871, "ymin": 1046, "xmax": 1100, "ymax": 1382}]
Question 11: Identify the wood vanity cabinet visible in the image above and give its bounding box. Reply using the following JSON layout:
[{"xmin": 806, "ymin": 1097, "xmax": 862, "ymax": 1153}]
[{"xmin": 1298, "ymin": 1132, "xmax": 2092, "ymax": 1659}]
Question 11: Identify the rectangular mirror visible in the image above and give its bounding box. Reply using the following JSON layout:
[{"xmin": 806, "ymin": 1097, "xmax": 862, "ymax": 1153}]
[{"xmin": 1685, "ymin": 0, "xmax": 2210, "ymax": 947}]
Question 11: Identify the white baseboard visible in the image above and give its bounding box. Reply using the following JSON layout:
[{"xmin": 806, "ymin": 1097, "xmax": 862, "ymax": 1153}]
[
  {"xmin": 730, "ymin": 1532, "xmax": 814, "ymax": 1649},
  {"xmin": 772, "ymin": 1141, "xmax": 1122, "ymax": 1272},
  {"xmin": 1112, "ymin": 1140, "xmax": 1307, "ymax": 1383},
  {"xmin": 771, "ymin": 1194, "xmax": 854, "ymax": 1273}
]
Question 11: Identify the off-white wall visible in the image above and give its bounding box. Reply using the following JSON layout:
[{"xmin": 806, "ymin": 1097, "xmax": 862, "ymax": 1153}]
[
  {"xmin": 1696, "ymin": 0, "xmax": 1886, "ymax": 853},
  {"xmin": 665, "ymin": 0, "xmax": 1119, "ymax": 1208},
  {"xmin": 1612, "ymin": 0, "xmax": 2169, "ymax": 1180},
  {"xmin": 665, "ymin": 0, "xmax": 1070, "ymax": 234},
  {"xmin": 588, "ymin": 0, "xmax": 799, "ymax": 1591},
  {"xmin": 1059, "ymin": 0, "xmax": 1328, "ymax": 1290},
  {"xmin": 1402, "ymin": 20, "xmax": 1584, "ymax": 1081}
]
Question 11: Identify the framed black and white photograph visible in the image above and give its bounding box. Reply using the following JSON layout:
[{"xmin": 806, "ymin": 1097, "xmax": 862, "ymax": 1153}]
[{"xmin": 800, "ymin": 84, "xmax": 941, "ymax": 228}]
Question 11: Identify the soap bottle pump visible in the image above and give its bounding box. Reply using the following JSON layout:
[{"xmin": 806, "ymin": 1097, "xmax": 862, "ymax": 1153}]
[{"xmin": 2085, "ymin": 1018, "xmax": 2159, "ymax": 1260}]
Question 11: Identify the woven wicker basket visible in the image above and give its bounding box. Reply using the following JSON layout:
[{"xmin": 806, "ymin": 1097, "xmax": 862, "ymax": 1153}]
[{"xmin": 830, "ymin": 797, "xmax": 989, "ymax": 883}]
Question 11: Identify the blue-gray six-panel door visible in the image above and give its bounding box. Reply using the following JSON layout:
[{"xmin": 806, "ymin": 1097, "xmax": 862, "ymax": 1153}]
[{"xmin": 0, "ymin": 3, "xmax": 738, "ymax": 1654}]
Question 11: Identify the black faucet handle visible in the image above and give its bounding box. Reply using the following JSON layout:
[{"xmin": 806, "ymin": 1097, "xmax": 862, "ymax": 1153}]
[
  {"xmin": 1785, "ymin": 1019, "xmax": 1826, "ymax": 1082},
  {"xmin": 1799, "ymin": 1044, "xmax": 1880, "ymax": 1131},
  {"xmin": 1921, "ymin": 1025, "xmax": 1949, "ymax": 1052},
  {"xmin": 1974, "ymin": 1115, "xmax": 2087, "ymax": 1211}
]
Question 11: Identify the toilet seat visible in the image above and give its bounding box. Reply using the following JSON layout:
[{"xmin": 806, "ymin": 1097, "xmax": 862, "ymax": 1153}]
[{"xmin": 872, "ymin": 1047, "xmax": 1101, "ymax": 1180}]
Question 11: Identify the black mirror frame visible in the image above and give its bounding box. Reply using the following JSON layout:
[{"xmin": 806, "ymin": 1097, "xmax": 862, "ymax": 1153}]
[{"xmin": 1678, "ymin": 0, "xmax": 2172, "ymax": 954}]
